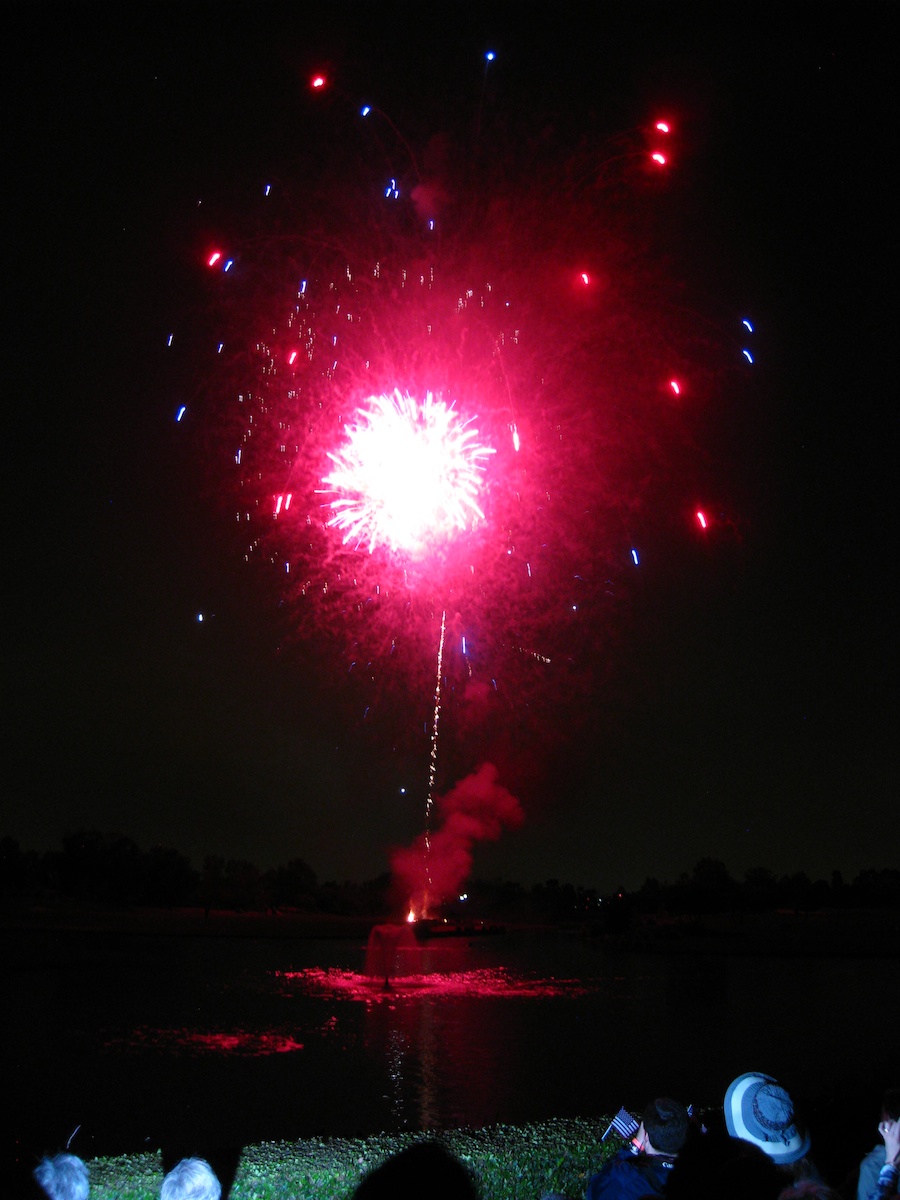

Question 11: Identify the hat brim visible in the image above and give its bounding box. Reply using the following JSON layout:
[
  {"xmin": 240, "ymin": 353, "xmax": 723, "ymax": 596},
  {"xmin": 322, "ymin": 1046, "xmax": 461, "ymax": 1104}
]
[{"xmin": 724, "ymin": 1072, "xmax": 811, "ymax": 1165}]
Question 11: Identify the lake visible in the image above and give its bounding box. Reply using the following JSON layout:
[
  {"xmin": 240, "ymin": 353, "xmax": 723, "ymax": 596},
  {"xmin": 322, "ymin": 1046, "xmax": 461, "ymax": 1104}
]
[{"xmin": 4, "ymin": 921, "xmax": 898, "ymax": 1190}]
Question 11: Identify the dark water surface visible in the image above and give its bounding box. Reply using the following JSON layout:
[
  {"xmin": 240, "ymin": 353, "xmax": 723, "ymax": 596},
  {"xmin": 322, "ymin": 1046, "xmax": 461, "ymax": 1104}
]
[{"xmin": 5, "ymin": 925, "xmax": 898, "ymax": 1188}]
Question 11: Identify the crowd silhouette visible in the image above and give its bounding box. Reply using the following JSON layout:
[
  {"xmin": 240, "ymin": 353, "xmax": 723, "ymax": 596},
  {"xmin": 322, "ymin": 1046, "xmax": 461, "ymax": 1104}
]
[{"xmin": 29, "ymin": 1080, "xmax": 900, "ymax": 1200}]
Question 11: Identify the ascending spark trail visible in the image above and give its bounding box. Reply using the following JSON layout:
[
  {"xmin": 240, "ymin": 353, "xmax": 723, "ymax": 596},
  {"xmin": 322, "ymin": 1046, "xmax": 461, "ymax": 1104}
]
[
  {"xmin": 422, "ymin": 608, "xmax": 447, "ymax": 917},
  {"xmin": 322, "ymin": 391, "xmax": 492, "ymax": 915}
]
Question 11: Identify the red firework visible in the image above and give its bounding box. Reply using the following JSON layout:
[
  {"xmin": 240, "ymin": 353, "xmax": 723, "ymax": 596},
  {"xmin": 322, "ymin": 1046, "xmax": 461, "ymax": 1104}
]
[{"xmin": 184, "ymin": 74, "xmax": 748, "ymax": 822}]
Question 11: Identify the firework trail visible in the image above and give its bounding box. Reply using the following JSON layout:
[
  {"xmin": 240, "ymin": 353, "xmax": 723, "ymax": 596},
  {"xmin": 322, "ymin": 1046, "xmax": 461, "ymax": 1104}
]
[{"xmin": 424, "ymin": 607, "xmax": 446, "ymax": 896}]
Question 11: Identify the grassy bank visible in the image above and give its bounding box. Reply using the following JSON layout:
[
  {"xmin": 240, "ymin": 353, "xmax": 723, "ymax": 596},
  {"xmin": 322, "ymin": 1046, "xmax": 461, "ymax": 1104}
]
[{"xmin": 84, "ymin": 1119, "xmax": 621, "ymax": 1200}]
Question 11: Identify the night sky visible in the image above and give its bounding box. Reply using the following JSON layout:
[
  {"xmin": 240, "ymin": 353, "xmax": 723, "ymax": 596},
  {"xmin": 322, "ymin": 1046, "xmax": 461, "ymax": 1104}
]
[{"xmin": 6, "ymin": 4, "xmax": 896, "ymax": 895}]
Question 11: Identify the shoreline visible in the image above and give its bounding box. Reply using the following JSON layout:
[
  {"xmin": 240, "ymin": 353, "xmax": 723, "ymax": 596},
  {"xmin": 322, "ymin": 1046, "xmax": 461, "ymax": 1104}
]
[{"xmin": 2, "ymin": 898, "xmax": 897, "ymax": 956}]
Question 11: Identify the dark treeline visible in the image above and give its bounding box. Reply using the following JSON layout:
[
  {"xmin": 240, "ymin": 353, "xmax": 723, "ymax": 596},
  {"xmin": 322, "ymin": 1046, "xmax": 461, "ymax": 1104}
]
[{"xmin": 1, "ymin": 834, "xmax": 898, "ymax": 924}]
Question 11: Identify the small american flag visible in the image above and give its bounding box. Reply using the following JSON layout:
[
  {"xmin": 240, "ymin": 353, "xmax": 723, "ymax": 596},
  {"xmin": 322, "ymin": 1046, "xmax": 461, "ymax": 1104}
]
[{"xmin": 602, "ymin": 1107, "xmax": 640, "ymax": 1142}]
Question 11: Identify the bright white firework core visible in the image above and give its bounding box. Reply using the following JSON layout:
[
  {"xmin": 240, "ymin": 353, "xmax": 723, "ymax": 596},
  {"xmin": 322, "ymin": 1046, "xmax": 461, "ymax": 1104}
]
[{"xmin": 324, "ymin": 389, "xmax": 493, "ymax": 554}]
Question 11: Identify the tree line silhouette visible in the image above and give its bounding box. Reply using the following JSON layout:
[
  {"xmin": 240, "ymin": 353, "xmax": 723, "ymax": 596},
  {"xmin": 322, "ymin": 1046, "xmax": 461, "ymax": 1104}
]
[{"xmin": 1, "ymin": 832, "xmax": 898, "ymax": 921}]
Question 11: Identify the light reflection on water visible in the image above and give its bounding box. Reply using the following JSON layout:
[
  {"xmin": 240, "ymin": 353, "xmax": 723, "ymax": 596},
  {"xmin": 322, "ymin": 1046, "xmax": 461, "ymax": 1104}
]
[
  {"xmin": 276, "ymin": 965, "xmax": 594, "ymax": 1001},
  {"xmin": 100, "ymin": 961, "xmax": 599, "ymax": 1058},
  {"xmin": 8, "ymin": 926, "xmax": 900, "ymax": 1171},
  {"xmin": 107, "ymin": 1027, "xmax": 307, "ymax": 1054},
  {"xmin": 90, "ymin": 940, "xmax": 622, "ymax": 1136},
  {"xmin": 100, "ymin": 960, "xmax": 603, "ymax": 1132},
  {"xmin": 275, "ymin": 961, "xmax": 598, "ymax": 1132}
]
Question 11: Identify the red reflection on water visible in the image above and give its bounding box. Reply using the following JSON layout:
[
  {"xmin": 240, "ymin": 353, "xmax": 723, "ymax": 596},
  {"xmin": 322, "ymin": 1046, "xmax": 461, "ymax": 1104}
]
[
  {"xmin": 105, "ymin": 1027, "xmax": 305, "ymax": 1056},
  {"xmin": 103, "ymin": 966, "xmax": 593, "ymax": 1068},
  {"xmin": 275, "ymin": 967, "xmax": 590, "ymax": 1001}
]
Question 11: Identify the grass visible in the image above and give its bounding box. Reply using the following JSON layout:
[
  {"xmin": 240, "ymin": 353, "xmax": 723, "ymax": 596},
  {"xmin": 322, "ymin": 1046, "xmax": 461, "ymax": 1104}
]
[{"xmin": 84, "ymin": 1118, "xmax": 623, "ymax": 1200}]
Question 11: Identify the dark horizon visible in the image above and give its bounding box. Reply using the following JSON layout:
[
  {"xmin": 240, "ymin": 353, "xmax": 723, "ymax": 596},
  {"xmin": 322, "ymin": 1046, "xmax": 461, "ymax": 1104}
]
[{"xmin": 4, "ymin": 829, "xmax": 898, "ymax": 912}]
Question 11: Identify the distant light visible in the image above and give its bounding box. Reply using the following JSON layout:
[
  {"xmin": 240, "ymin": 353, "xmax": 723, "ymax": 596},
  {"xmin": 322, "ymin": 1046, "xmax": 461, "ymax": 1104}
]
[
  {"xmin": 655, "ymin": 121, "xmax": 671, "ymax": 133},
  {"xmin": 511, "ymin": 424, "xmax": 520, "ymax": 452},
  {"xmin": 742, "ymin": 318, "xmax": 754, "ymax": 333},
  {"xmin": 217, "ymin": 343, "xmax": 224, "ymax": 353},
  {"xmin": 264, "ymin": 183, "xmax": 271, "ymax": 196},
  {"xmin": 288, "ymin": 350, "xmax": 298, "ymax": 365},
  {"xmin": 167, "ymin": 334, "xmax": 174, "ymax": 347},
  {"xmin": 742, "ymin": 349, "xmax": 754, "ymax": 363},
  {"xmin": 207, "ymin": 251, "xmax": 222, "ymax": 267},
  {"xmin": 299, "ymin": 279, "xmax": 307, "ymax": 294},
  {"xmin": 311, "ymin": 74, "xmax": 326, "ymax": 89},
  {"xmin": 360, "ymin": 105, "xmax": 371, "ymax": 116},
  {"xmin": 580, "ymin": 271, "xmax": 590, "ymax": 285},
  {"xmin": 176, "ymin": 405, "xmax": 186, "ymax": 422},
  {"xmin": 651, "ymin": 152, "xmax": 667, "ymax": 166},
  {"xmin": 224, "ymin": 259, "xmax": 234, "ymax": 272},
  {"xmin": 197, "ymin": 613, "xmax": 204, "ymax": 622},
  {"xmin": 696, "ymin": 511, "xmax": 708, "ymax": 529},
  {"xmin": 669, "ymin": 379, "xmax": 681, "ymax": 395},
  {"xmin": 631, "ymin": 548, "xmax": 640, "ymax": 565},
  {"xmin": 485, "ymin": 51, "xmax": 495, "ymax": 62},
  {"xmin": 461, "ymin": 636, "xmax": 467, "ymax": 655}
]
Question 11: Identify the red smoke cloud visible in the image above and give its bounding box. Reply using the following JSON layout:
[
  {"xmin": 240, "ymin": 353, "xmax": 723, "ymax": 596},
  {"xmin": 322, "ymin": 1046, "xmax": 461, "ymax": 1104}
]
[{"xmin": 391, "ymin": 763, "xmax": 524, "ymax": 917}]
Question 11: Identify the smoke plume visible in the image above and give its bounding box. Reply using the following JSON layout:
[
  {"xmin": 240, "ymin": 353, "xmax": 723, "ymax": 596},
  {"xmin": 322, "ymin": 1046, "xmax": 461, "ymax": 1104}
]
[{"xmin": 391, "ymin": 762, "xmax": 524, "ymax": 916}]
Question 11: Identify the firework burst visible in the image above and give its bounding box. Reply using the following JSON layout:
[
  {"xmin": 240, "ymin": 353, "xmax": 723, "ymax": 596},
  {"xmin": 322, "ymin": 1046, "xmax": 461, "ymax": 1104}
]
[
  {"xmin": 323, "ymin": 389, "xmax": 494, "ymax": 555},
  {"xmin": 180, "ymin": 66, "xmax": 750, "ymax": 831}
]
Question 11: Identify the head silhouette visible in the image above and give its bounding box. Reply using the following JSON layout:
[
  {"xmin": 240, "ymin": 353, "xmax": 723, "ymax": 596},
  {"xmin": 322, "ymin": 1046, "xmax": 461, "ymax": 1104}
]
[{"xmin": 353, "ymin": 1142, "xmax": 479, "ymax": 1200}]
